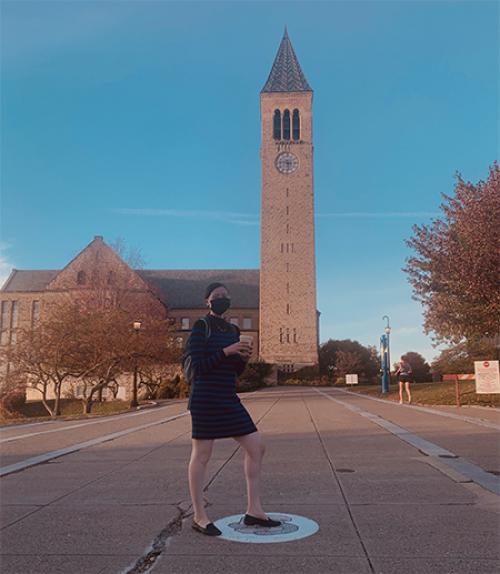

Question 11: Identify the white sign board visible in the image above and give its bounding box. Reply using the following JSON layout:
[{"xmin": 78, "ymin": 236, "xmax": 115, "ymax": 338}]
[
  {"xmin": 346, "ymin": 374, "xmax": 358, "ymax": 385},
  {"xmin": 474, "ymin": 360, "xmax": 500, "ymax": 394}
]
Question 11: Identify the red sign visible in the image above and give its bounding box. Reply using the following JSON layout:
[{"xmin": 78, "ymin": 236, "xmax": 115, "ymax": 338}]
[{"xmin": 484, "ymin": 361, "xmax": 490, "ymax": 368}]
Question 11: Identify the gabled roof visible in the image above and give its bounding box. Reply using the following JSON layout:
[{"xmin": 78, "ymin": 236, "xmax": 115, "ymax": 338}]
[
  {"xmin": 1, "ymin": 270, "xmax": 59, "ymax": 292},
  {"xmin": 261, "ymin": 28, "xmax": 312, "ymax": 93},
  {"xmin": 136, "ymin": 269, "xmax": 260, "ymax": 309},
  {"xmin": 1, "ymin": 268, "xmax": 260, "ymax": 310}
]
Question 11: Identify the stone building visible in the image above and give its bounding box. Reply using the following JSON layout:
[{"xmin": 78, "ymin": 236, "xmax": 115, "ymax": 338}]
[{"xmin": 0, "ymin": 30, "xmax": 318, "ymax": 387}]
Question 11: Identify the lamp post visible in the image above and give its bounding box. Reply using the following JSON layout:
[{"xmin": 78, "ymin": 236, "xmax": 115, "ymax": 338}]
[
  {"xmin": 381, "ymin": 315, "xmax": 391, "ymax": 393},
  {"xmin": 130, "ymin": 321, "xmax": 142, "ymax": 408},
  {"xmin": 383, "ymin": 315, "xmax": 391, "ymax": 384}
]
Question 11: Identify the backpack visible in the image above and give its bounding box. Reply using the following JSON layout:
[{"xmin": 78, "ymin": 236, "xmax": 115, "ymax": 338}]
[{"xmin": 182, "ymin": 317, "xmax": 211, "ymax": 386}]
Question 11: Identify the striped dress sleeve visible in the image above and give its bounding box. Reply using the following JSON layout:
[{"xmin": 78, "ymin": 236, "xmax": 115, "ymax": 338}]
[{"xmin": 186, "ymin": 319, "xmax": 226, "ymax": 377}]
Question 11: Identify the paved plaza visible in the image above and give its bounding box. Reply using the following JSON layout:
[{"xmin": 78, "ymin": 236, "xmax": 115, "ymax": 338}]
[{"xmin": 1, "ymin": 387, "xmax": 499, "ymax": 574}]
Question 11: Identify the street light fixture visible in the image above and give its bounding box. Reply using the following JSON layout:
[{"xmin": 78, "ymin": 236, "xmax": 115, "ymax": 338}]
[{"xmin": 130, "ymin": 321, "xmax": 142, "ymax": 408}]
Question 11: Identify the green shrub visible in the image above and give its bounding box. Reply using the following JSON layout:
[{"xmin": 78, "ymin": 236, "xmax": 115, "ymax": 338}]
[
  {"xmin": 278, "ymin": 365, "xmax": 320, "ymax": 383},
  {"xmin": 178, "ymin": 377, "xmax": 190, "ymax": 399},
  {"xmin": 155, "ymin": 375, "xmax": 190, "ymax": 399},
  {"xmin": 240, "ymin": 360, "xmax": 273, "ymax": 384},
  {"xmin": 236, "ymin": 378, "xmax": 265, "ymax": 393},
  {"xmin": 0, "ymin": 390, "xmax": 27, "ymax": 415}
]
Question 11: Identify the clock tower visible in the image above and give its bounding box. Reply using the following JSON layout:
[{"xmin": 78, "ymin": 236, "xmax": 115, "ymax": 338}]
[{"xmin": 259, "ymin": 29, "xmax": 319, "ymax": 370}]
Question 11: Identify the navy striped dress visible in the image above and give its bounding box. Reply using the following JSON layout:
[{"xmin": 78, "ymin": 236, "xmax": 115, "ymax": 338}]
[{"xmin": 186, "ymin": 314, "xmax": 257, "ymax": 440}]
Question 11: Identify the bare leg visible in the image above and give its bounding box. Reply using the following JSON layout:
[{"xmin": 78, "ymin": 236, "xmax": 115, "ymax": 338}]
[
  {"xmin": 406, "ymin": 382, "xmax": 412, "ymax": 403},
  {"xmin": 399, "ymin": 382, "xmax": 404, "ymax": 403},
  {"xmin": 188, "ymin": 439, "xmax": 214, "ymax": 527},
  {"xmin": 234, "ymin": 432, "xmax": 267, "ymax": 518}
]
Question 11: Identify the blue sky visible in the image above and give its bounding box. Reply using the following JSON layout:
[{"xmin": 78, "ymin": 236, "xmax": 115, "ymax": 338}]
[{"xmin": 1, "ymin": 0, "xmax": 498, "ymax": 363}]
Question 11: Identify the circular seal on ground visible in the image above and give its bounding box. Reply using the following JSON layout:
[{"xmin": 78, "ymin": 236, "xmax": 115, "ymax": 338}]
[{"xmin": 214, "ymin": 513, "xmax": 319, "ymax": 544}]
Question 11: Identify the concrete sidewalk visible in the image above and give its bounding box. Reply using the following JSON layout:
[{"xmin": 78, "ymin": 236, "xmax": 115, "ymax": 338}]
[{"xmin": 1, "ymin": 389, "xmax": 499, "ymax": 574}]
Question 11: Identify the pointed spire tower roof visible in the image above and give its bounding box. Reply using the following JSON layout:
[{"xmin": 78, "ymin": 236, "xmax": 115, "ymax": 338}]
[{"xmin": 261, "ymin": 28, "xmax": 312, "ymax": 93}]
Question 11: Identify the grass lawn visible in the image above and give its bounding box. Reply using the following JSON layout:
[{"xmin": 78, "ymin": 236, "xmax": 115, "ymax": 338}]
[
  {"xmin": 0, "ymin": 398, "xmax": 133, "ymax": 425},
  {"xmin": 346, "ymin": 381, "xmax": 500, "ymax": 407}
]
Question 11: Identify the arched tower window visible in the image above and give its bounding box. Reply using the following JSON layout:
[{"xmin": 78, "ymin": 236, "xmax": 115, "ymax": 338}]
[
  {"xmin": 292, "ymin": 109, "xmax": 300, "ymax": 140},
  {"xmin": 273, "ymin": 110, "xmax": 281, "ymax": 140},
  {"xmin": 77, "ymin": 271, "xmax": 87, "ymax": 285},
  {"xmin": 283, "ymin": 109, "xmax": 290, "ymax": 140}
]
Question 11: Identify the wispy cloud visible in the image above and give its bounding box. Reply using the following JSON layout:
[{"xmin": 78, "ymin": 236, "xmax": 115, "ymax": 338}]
[
  {"xmin": 111, "ymin": 207, "xmax": 439, "ymax": 225},
  {"xmin": 317, "ymin": 211, "xmax": 439, "ymax": 219},
  {"xmin": 110, "ymin": 208, "xmax": 259, "ymax": 226}
]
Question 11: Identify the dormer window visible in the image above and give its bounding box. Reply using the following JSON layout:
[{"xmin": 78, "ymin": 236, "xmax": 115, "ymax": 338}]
[{"xmin": 77, "ymin": 271, "xmax": 87, "ymax": 285}]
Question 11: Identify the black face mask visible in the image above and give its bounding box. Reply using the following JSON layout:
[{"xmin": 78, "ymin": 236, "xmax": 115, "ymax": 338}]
[{"xmin": 209, "ymin": 297, "xmax": 231, "ymax": 315}]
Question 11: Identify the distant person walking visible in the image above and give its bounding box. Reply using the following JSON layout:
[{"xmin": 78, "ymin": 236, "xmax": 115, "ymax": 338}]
[
  {"xmin": 395, "ymin": 356, "xmax": 413, "ymax": 404},
  {"xmin": 185, "ymin": 282, "xmax": 280, "ymax": 536}
]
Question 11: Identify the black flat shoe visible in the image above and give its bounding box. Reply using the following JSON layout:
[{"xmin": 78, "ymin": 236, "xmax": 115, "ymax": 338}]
[
  {"xmin": 192, "ymin": 521, "xmax": 222, "ymax": 536},
  {"xmin": 243, "ymin": 514, "xmax": 281, "ymax": 527}
]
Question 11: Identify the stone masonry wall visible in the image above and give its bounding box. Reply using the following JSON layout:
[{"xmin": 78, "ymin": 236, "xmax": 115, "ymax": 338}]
[{"xmin": 259, "ymin": 91, "xmax": 319, "ymax": 367}]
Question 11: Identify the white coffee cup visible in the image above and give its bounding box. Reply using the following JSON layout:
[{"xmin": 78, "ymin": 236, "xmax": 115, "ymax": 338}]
[{"xmin": 240, "ymin": 334, "xmax": 253, "ymax": 348}]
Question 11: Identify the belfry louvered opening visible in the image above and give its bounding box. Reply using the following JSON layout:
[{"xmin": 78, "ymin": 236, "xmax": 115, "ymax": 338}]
[
  {"xmin": 283, "ymin": 110, "xmax": 291, "ymax": 140},
  {"xmin": 292, "ymin": 109, "xmax": 300, "ymax": 140},
  {"xmin": 273, "ymin": 110, "xmax": 281, "ymax": 140},
  {"xmin": 273, "ymin": 109, "xmax": 300, "ymax": 141}
]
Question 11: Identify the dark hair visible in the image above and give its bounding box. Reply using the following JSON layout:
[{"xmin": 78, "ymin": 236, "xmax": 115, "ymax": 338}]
[{"xmin": 204, "ymin": 282, "xmax": 227, "ymax": 299}]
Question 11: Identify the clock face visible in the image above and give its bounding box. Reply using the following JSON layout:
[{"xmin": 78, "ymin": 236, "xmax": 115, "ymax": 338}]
[{"xmin": 275, "ymin": 152, "xmax": 299, "ymax": 174}]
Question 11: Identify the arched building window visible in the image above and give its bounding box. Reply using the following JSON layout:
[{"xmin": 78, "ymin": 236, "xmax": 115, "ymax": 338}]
[
  {"xmin": 273, "ymin": 110, "xmax": 281, "ymax": 140},
  {"xmin": 77, "ymin": 271, "xmax": 87, "ymax": 285},
  {"xmin": 283, "ymin": 110, "xmax": 291, "ymax": 140},
  {"xmin": 292, "ymin": 109, "xmax": 300, "ymax": 140}
]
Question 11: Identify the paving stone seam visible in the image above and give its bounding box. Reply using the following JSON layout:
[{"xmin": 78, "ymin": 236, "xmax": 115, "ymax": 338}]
[
  {"xmin": 202, "ymin": 396, "xmax": 282, "ymax": 494},
  {"xmin": 119, "ymin": 397, "xmax": 282, "ymax": 574},
  {"xmin": 135, "ymin": 552, "xmax": 500, "ymax": 559},
  {"xmin": 0, "ymin": 429, "xmax": 191, "ymax": 532},
  {"xmin": 315, "ymin": 389, "xmax": 500, "ymax": 497},
  {"xmin": 301, "ymin": 394, "xmax": 376, "ymax": 574},
  {"xmin": 335, "ymin": 388, "xmax": 500, "ymax": 430},
  {"xmin": 0, "ymin": 412, "xmax": 189, "ymax": 477}
]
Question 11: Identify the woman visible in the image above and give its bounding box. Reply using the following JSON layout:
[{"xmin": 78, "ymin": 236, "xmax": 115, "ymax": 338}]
[
  {"xmin": 395, "ymin": 356, "xmax": 413, "ymax": 404},
  {"xmin": 186, "ymin": 282, "xmax": 280, "ymax": 536}
]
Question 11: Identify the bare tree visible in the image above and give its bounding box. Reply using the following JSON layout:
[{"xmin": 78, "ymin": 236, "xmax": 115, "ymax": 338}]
[
  {"xmin": 1, "ymin": 305, "xmax": 89, "ymax": 416},
  {"xmin": 109, "ymin": 236, "xmax": 147, "ymax": 269},
  {"xmin": 78, "ymin": 310, "xmax": 177, "ymax": 413}
]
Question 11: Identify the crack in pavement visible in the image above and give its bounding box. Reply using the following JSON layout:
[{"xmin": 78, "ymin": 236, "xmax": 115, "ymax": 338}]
[
  {"xmin": 121, "ymin": 502, "xmax": 189, "ymax": 574},
  {"xmin": 121, "ymin": 396, "xmax": 282, "ymax": 574}
]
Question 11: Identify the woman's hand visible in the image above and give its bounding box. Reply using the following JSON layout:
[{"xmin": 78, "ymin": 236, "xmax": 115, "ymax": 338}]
[{"xmin": 223, "ymin": 341, "xmax": 252, "ymax": 361}]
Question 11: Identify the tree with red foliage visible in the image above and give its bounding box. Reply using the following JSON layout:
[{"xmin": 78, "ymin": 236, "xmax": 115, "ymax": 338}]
[{"xmin": 404, "ymin": 163, "xmax": 500, "ymax": 345}]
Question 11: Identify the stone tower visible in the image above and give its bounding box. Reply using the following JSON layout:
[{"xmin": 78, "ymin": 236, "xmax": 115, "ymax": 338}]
[{"xmin": 259, "ymin": 29, "xmax": 319, "ymax": 370}]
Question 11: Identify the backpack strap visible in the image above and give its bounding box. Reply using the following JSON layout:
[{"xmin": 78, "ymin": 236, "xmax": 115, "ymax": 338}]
[{"xmin": 200, "ymin": 316, "xmax": 211, "ymax": 341}]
